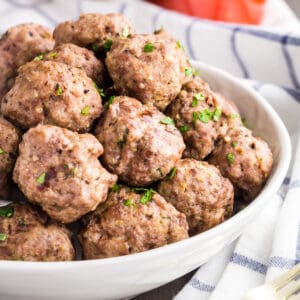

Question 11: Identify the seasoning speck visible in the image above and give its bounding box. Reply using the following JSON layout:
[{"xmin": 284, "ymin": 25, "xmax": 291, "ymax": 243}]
[
  {"xmin": 36, "ymin": 172, "xmax": 46, "ymax": 184},
  {"xmin": 160, "ymin": 116, "xmax": 175, "ymax": 126},
  {"xmin": 81, "ymin": 106, "xmax": 90, "ymax": 116},
  {"xmin": 144, "ymin": 42, "xmax": 154, "ymax": 52},
  {"xmin": 226, "ymin": 153, "xmax": 234, "ymax": 164}
]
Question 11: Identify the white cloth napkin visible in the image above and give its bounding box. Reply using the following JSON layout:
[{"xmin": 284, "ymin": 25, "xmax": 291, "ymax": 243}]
[{"xmin": 0, "ymin": 1, "xmax": 299, "ymax": 299}]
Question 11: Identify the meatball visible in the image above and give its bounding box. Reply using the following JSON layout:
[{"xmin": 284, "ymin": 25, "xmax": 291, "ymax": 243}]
[
  {"xmin": 105, "ymin": 30, "xmax": 190, "ymax": 111},
  {"xmin": 53, "ymin": 13, "xmax": 134, "ymax": 51},
  {"xmin": 94, "ymin": 96, "xmax": 185, "ymax": 186},
  {"xmin": 44, "ymin": 43, "xmax": 107, "ymax": 87},
  {"xmin": 167, "ymin": 77, "xmax": 241, "ymax": 160},
  {"xmin": 0, "ymin": 23, "xmax": 54, "ymax": 100},
  {"xmin": 158, "ymin": 159, "xmax": 234, "ymax": 235},
  {"xmin": 0, "ymin": 117, "xmax": 21, "ymax": 198},
  {"xmin": 79, "ymin": 186, "xmax": 189, "ymax": 259},
  {"xmin": 208, "ymin": 126, "xmax": 273, "ymax": 202},
  {"xmin": 13, "ymin": 125, "xmax": 117, "ymax": 223},
  {"xmin": 0, "ymin": 202, "xmax": 74, "ymax": 261},
  {"xmin": 1, "ymin": 60, "xmax": 102, "ymax": 132}
]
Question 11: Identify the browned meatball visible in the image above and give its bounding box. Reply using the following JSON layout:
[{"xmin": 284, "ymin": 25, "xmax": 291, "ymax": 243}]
[
  {"xmin": 13, "ymin": 125, "xmax": 117, "ymax": 223},
  {"xmin": 94, "ymin": 96, "xmax": 185, "ymax": 186},
  {"xmin": 167, "ymin": 77, "xmax": 241, "ymax": 160},
  {"xmin": 0, "ymin": 23, "xmax": 54, "ymax": 100},
  {"xmin": 44, "ymin": 43, "xmax": 107, "ymax": 87},
  {"xmin": 158, "ymin": 159, "xmax": 234, "ymax": 235},
  {"xmin": 53, "ymin": 13, "xmax": 134, "ymax": 51},
  {"xmin": 79, "ymin": 186, "xmax": 189, "ymax": 259},
  {"xmin": 208, "ymin": 126, "xmax": 273, "ymax": 202},
  {"xmin": 0, "ymin": 202, "xmax": 74, "ymax": 261},
  {"xmin": 0, "ymin": 117, "xmax": 21, "ymax": 198},
  {"xmin": 1, "ymin": 61, "xmax": 102, "ymax": 132},
  {"xmin": 105, "ymin": 30, "xmax": 190, "ymax": 111}
]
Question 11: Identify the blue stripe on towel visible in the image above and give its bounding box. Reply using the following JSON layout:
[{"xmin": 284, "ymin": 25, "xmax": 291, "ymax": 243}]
[
  {"xmin": 189, "ymin": 278, "xmax": 215, "ymax": 293},
  {"xmin": 230, "ymin": 253, "xmax": 268, "ymax": 274},
  {"xmin": 269, "ymin": 256, "xmax": 300, "ymax": 269},
  {"xmin": 231, "ymin": 28, "xmax": 249, "ymax": 78},
  {"xmin": 296, "ymin": 222, "xmax": 300, "ymax": 262}
]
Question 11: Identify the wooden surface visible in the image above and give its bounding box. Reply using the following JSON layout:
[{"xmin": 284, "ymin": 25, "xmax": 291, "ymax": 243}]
[{"xmin": 134, "ymin": 2, "xmax": 299, "ymax": 299}]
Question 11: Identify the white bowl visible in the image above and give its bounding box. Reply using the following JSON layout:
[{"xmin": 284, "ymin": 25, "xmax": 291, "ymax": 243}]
[{"xmin": 0, "ymin": 61, "xmax": 291, "ymax": 300}]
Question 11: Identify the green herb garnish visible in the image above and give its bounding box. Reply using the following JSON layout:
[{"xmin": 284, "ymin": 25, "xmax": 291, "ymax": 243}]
[
  {"xmin": 0, "ymin": 233, "xmax": 6, "ymax": 241},
  {"xmin": 144, "ymin": 42, "xmax": 154, "ymax": 53},
  {"xmin": 121, "ymin": 25, "xmax": 130, "ymax": 38},
  {"xmin": 226, "ymin": 153, "xmax": 234, "ymax": 164},
  {"xmin": 185, "ymin": 67, "xmax": 193, "ymax": 76},
  {"xmin": 71, "ymin": 166, "xmax": 77, "ymax": 176},
  {"xmin": 33, "ymin": 53, "xmax": 44, "ymax": 61},
  {"xmin": 81, "ymin": 106, "xmax": 90, "ymax": 116},
  {"xmin": 160, "ymin": 116, "xmax": 175, "ymax": 126},
  {"xmin": 167, "ymin": 167, "xmax": 177, "ymax": 180},
  {"xmin": 131, "ymin": 187, "xmax": 156, "ymax": 205},
  {"xmin": 179, "ymin": 125, "xmax": 190, "ymax": 132},
  {"xmin": 232, "ymin": 141, "xmax": 238, "ymax": 148},
  {"xmin": 36, "ymin": 172, "xmax": 46, "ymax": 184},
  {"xmin": 48, "ymin": 51, "xmax": 57, "ymax": 59},
  {"xmin": 103, "ymin": 39, "xmax": 113, "ymax": 52},
  {"xmin": 213, "ymin": 107, "xmax": 222, "ymax": 121},
  {"xmin": 91, "ymin": 44, "xmax": 99, "ymax": 53},
  {"xmin": 199, "ymin": 109, "xmax": 213, "ymax": 123},
  {"xmin": 104, "ymin": 95, "xmax": 116, "ymax": 108},
  {"xmin": 0, "ymin": 147, "xmax": 4, "ymax": 154},
  {"xmin": 192, "ymin": 93, "xmax": 204, "ymax": 107},
  {"xmin": 231, "ymin": 113, "xmax": 238, "ymax": 119},
  {"xmin": 176, "ymin": 40, "xmax": 184, "ymax": 50},
  {"xmin": 56, "ymin": 84, "xmax": 63, "ymax": 96},
  {"xmin": 111, "ymin": 183, "xmax": 119, "ymax": 192},
  {"xmin": 0, "ymin": 206, "xmax": 14, "ymax": 218},
  {"xmin": 124, "ymin": 199, "xmax": 134, "ymax": 207},
  {"xmin": 94, "ymin": 82, "xmax": 105, "ymax": 97}
]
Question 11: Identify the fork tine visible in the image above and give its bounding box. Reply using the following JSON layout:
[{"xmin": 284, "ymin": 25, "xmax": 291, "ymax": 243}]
[
  {"xmin": 282, "ymin": 280, "xmax": 300, "ymax": 299},
  {"xmin": 270, "ymin": 263, "xmax": 300, "ymax": 290}
]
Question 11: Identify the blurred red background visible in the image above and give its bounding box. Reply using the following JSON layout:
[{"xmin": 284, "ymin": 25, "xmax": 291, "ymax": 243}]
[{"xmin": 148, "ymin": 0, "xmax": 266, "ymax": 25}]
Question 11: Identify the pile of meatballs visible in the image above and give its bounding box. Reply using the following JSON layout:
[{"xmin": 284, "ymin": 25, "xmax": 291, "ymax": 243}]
[{"xmin": 0, "ymin": 13, "xmax": 273, "ymax": 262}]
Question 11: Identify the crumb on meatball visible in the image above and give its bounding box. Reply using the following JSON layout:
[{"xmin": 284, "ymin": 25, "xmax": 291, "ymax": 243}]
[
  {"xmin": 13, "ymin": 125, "xmax": 117, "ymax": 223},
  {"xmin": 79, "ymin": 186, "xmax": 189, "ymax": 259}
]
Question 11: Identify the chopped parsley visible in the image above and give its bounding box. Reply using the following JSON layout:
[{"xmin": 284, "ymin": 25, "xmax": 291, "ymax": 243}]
[
  {"xmin": 81, "ymin": 106, "xmax": 90, "ymax": 116},
  {"xmin": 33, "ymin": 53, "xmax": 44, "ymax": 61},
  {"xmin": 143, "ymin": 42, "xmax": 154, "ymax": 52},
  {"xmin": 71, "ymin": 166, "xmax": 77, "ymax": 176},
  {"xmin": 231, "ymin": 113, "xmax": 238, "ymax": 119},
  {"xmin": 199, "ymin": 109, "xmax": 213, "ymax": 123},
  {"xmin": 0, "ymin": 147, "xmax": 4, "ymax": 154},
  {"xmin": 213, "ymin": 107, "xmax": 222, "ymax": 121},
  {"xmin": 0, "ymin": 206, "xmax": 14, "ymax": 218},
  {"xmin": 121, "ymin": 25, "xmax": 130, "ymax": 38},
  {"xmin": 160, "ymin": 116, "xmax": 175, "ymax": 126},
  {"xmin": 48, "ymin": 51, "xmax": 57, "ymax": 59},
  {"xmin": 232, "ymin": 141, "xmax": 238, "ymax": 148},
  {"xmin": 104, "ymin": 95, "xmax": 116, "ymax": 108},
  {"xmin": 55, "ymin": 84, "xmax": 63, "ymax": 96},
  {"xmin": 103, "ymin": 39, "xmax": 113, "ymax": 52},
  {"xmin": 167, "ymin": 167, "xmax": 177, "ymax": 180},
  {"xmin": 91, "ymin": 44, "xmax": 99, "ymax": 53},
  {"xmin": 64, "ymin": 163, "xmax": 69, "ymax": 169},
  {"xmin": 131, "ymin": 187, "xmax": 156, "ymax": 205},
  {"xmin": 192, "ymin": 93, "xmax": 204, "ymax": 107},
  {"xmin": 123, "ymin": 199, "xmax": 134, "ymax": 207},
  {"xmin": 111, "ymin": 183, "xmax": 119, "ymax": 192},
  {"xmin": 185, "ymin": 67, "xmax": 193, "ymax": 76},
  {"xmin": 94, "ymin": 82, "xmax": 105, "ymax": 97},
  {"xmin": 226, "ymin": 153, "xmax": 234, "ymax": 164},
  {"xmin": 36, "ymin": 172, "xmax": 46, "ymax": 184},
  {"xmin": 0, "ymin": 233, "xmax": 6, "ymax": 241},
  {"xmin": 176, "ymin": 40, "xmax": 184, "ymax": 50},
  {"xmin": 179, "ymin": 125, "xmax": 190, "ymax": 132}
]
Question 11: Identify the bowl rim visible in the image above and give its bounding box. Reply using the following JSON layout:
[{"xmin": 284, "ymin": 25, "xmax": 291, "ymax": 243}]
[{"xmin": 0, "ymin": 61, "xmax": 291, "ymax": 270}]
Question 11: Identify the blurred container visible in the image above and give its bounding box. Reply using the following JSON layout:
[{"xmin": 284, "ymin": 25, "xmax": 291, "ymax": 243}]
[{"xmin": 148, "ymin": 0, "xmax": 266, "ymax": 25}]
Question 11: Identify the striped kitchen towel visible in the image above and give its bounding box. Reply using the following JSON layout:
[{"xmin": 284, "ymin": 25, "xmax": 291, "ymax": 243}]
[{"xmin": 1, "ymin": 0, "xmax": 299, "ymax": 299}]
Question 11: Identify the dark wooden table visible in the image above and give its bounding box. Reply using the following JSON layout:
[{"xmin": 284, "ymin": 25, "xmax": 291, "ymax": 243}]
[{"xmin": 134, "ymin": 1, "xmax": 300, "ymax": 299}]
